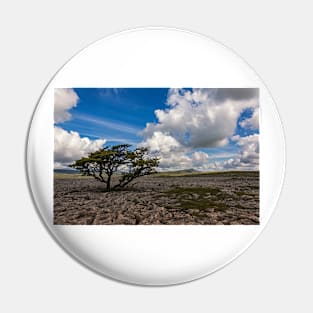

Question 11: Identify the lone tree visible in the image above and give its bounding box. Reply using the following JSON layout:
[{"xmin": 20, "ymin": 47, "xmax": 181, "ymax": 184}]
[{"xmin": 69, "ymin": 144, "xmax": 159, "ymax": 191}]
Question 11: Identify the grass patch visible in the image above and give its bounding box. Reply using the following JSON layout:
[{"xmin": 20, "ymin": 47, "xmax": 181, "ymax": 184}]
[{"xmin": 164, "ymin": 186, "xmax": 228, "ymax": 211}]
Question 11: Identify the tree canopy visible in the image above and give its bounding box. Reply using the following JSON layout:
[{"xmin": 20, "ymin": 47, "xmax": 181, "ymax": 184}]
[{"xmin": 69, "ymin": 144, "xmax": 159, "ymax": 190}]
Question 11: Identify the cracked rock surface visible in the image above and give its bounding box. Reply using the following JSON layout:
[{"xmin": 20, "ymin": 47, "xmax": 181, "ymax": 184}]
[{"xmin": 54, "ymin": 172, "xmax": 259, "ymax": 225}]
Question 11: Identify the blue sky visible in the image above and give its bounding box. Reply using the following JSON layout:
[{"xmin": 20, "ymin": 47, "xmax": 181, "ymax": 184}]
[
  {"xmin": 54, "ymin": 88, "xmax": 259, "ymax": 170},
  {"xmin": 58, "ymin": 88, "xmax": 169, "ymax": 145}
]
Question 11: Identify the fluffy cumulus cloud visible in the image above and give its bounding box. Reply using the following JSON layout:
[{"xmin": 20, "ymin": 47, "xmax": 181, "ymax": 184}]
[
  {"xmin": 143, "ymin": 88, "xmax": 258, "ymax": 148},
  {"xmin": 54, "ymin": 88, "xmax": 79, "ymax": 123},
  {"xmin": 141, "ymin": 88, "xmax": 259, "ymax": 170},
  {"xmin": 54, "ymin": 127, "xmax": 106, "ymax": 168},
  {"xmin": 140, "ymin": 131, "xmax": 214, "ymax": 170},
  {"xmin": 54, "ymin": 89, "xmax": 106, "ymax": 168},
  {"xmin": 140, "ymin": 131, "xmax": 190, "ymax": 169},
  {"xmin": 223, "ymin": 134, "xmax": 259, "ymax": 170},
  {"xmin": 191, "ymin": 151, "xmax": 209, "ymax": 166},
  {"xmin": 141, "ymin": 131, "xmax": 182, "ymax": 155}
]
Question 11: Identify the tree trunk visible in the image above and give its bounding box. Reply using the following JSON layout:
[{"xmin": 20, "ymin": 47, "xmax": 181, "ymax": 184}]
[{"xmin": 106, "ymin": 174, "xmax": 112, "ymax": 190}]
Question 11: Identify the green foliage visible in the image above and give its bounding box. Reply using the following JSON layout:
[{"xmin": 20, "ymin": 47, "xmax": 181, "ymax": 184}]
[
  {"xmin": 164, "ymin": 187, "xmax": 227, "ymax": 211},
  {"xmin": 69, "ymin": 144, "xmax": 159, "ymax": 190}
]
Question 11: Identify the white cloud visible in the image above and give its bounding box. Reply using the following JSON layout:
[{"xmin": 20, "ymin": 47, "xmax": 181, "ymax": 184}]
[
  {"xmin": 240, "ymin": 108, "xmax": 259, "ymax": 129},
  {"xmin": 54, "ymin": 89, "xmax": 106, "ymax": 168},
  {"xmin": 140, "ymin": 131, "xmax": 191, "ymax": 170},
  {"xmin": 140, "ymin": 88, "xmax": 259, "ymax": 171},
  {"xmin": 54, "ymin": 88, "xmax": 79, "ymax": 123},
  {"xmin": 140, "ymin": 132, "xmax": 215, "ymax": 171},
  {"xmin": 142, "ymin": 88, "xmax": 258, "ymax": 149},
  {"xmin": 54, "ymin": 126, "xmax": 106, "ymax": 168},
  {"xmin": 192, "ymin": 151, "xmax": 209, "ymax": 166},
  {"xmin": 141, "ymin": 131, "xmax": 182, "ymax": 154},
  {"xmin": 141, "ymin": 131, "xmax": 259, "ymax": 171},
  {"xmin": 158, "ymin": 153, "xmax": 192, "ymax": 171},
  {"xmin": 223, "ymin": 134, "xmax": 259, "ymax": 170}
]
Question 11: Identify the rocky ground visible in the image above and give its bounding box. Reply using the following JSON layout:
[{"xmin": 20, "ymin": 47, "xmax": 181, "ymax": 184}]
[{"xmin": 54, "ymin": 172, "xmax": 259, "ymax": 225}]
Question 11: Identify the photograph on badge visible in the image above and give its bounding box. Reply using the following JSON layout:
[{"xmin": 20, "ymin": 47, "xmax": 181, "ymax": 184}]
[{"xmin": 54, "ymin": 88, "xmax": 259, "ymax": 225}]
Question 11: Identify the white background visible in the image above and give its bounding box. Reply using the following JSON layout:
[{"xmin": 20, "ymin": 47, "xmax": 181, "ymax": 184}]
[{"xmin": 0, "ymin": 0, "xmax": 312, "ymax": 312}]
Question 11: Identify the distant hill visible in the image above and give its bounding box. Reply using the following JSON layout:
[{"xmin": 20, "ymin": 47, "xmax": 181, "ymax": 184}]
[
  {"xmin": 162, "ymin": 168, "xmax": 199, "ymax": 174},
  {"xmin": 156, "ymin": 169, "xmax": 200, "ymax": 176},
  {"xmin": 54, "ymin": 169, "xmax": 79, "ymax": 174},
  {"xmin": 178, "ymin": 168, "xmax": 199, "ymax": 173}
]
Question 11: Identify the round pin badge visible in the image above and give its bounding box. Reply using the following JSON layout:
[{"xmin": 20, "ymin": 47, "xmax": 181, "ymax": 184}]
[{"xmin": 27, "ymin": 27, "xmax": 285, "ymax": 285}]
